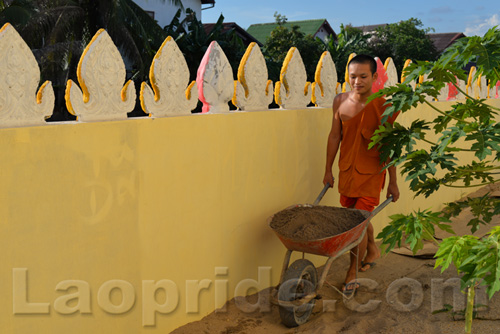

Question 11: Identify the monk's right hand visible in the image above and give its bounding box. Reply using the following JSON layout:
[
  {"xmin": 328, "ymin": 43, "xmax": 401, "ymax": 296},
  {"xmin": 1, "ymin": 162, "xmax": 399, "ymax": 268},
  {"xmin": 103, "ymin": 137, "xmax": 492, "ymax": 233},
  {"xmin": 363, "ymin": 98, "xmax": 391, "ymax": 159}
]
[{"xmin": 323, "ymin": 171, "xmax": 334, "ymax": 188}]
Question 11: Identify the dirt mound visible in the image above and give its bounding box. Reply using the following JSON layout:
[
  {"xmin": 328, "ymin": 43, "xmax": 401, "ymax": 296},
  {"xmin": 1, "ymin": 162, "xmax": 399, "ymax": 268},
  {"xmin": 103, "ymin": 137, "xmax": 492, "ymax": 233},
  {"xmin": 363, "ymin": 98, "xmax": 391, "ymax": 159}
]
[{"xmin": 270, "ymin": 205, "xmax": 370, "ymax": 240}]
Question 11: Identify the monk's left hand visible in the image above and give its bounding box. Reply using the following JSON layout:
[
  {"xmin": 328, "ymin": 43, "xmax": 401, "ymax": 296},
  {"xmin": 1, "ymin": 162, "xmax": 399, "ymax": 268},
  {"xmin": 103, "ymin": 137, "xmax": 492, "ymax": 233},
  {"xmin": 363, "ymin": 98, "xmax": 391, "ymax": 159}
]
[{"xmin": 387, "ymin": 182, "xmax": 400, "ymax": 202}]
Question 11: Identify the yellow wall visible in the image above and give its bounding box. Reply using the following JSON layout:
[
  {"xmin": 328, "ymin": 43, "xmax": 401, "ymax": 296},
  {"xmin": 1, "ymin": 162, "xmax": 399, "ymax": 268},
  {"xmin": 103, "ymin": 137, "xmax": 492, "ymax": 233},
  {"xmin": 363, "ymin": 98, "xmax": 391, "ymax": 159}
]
[{"xmin": 1, "ymin": 99, "xmax": 499, "ymax": 333}]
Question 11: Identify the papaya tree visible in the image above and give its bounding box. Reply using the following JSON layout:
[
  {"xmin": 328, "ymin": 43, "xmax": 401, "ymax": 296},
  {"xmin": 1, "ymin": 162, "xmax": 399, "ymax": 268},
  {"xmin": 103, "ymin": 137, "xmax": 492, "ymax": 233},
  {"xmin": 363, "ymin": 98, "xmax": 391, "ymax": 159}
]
[{"xmin": 371, "ymin": 27, "xmax": 500, "ymax": 334}]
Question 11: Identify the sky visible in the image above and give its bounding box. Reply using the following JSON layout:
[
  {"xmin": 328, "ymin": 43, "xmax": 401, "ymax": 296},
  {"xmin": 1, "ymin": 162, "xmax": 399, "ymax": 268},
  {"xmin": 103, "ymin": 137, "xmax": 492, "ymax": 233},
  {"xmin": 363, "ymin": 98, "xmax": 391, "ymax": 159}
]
[{"xmin": 202, "ymin": 0, "xmax": 500, "ymax": 36}]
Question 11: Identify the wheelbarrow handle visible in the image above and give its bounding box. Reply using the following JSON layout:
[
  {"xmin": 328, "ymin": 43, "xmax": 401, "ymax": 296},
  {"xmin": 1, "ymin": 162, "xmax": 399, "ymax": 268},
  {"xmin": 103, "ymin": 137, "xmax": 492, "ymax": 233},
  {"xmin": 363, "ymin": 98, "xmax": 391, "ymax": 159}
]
[
  {"xmin": 370, "ymin": 195, "xmax": 393, "ymax": 218},
  {"xmin": 313, "ymin": 181, "xmax": 333, "ymax": 206}
]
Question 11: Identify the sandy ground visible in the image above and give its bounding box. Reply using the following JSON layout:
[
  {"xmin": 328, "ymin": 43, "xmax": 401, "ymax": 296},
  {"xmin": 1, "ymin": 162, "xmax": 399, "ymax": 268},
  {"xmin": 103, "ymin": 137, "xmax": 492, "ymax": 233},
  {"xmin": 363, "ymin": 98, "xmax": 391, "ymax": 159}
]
[{"xmin": 173, "ymin": 184, "xmax": 500, "ymax": 334}]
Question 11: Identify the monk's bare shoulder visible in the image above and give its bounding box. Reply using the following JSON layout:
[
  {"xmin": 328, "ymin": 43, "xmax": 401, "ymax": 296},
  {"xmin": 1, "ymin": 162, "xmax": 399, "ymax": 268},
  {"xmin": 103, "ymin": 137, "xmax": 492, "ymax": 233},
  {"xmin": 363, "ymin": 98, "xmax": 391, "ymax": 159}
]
[
  {"xmin": 333, "ymin": 92, "xmax": 351, "ymax": 110},
  {"xmin": 335, "ymin": 92, "xmax": 351, "ymax": 102}
]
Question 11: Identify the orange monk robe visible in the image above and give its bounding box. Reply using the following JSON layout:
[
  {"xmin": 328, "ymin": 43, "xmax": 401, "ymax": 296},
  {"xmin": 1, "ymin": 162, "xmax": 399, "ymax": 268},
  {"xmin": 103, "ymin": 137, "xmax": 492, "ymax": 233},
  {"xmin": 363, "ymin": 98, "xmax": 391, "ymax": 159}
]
[{"xmin": 338, "ymin": 97, "xmax": 398, "ymax": 200}]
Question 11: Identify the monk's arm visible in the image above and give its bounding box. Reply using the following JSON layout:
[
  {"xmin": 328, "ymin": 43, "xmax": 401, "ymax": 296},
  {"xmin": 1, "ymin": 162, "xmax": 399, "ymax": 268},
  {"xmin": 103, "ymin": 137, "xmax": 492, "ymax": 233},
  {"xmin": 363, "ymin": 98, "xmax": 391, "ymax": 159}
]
[
  {"xmin": 323, "ymin": 95, "xmax": 343, "ymax": 187},
  {"xmin": 387, "ymin": 165, "xmax": 400, "ymax": 202}
]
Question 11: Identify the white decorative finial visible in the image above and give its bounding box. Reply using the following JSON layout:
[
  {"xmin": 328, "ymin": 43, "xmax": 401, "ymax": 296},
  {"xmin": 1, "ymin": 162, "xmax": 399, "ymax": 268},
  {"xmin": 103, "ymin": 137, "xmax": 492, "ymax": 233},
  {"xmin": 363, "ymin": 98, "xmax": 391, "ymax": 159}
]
[
  {"xmin": 0, "ymin": 23, "xmax": 54, "ymax": 128},
  {"xmin": 196, "ymin": 41, "xmax": 234, "ymax": 113},
  {"xmin": 140, "ymin": 36, "xmax": 198, "ymax": 117},
  {"xmin": 476, "ymin": 74, "xmax": 488, "ymax": 99},
  {"xmin": 274, "ymin": 47, "xmax": 311, "ymax": 109},
  {"xmin": 384, "ymin": 57, "xmax": 398, "ymax": 88},
  {"xmin": 401, "ymin": 59, "xmax": 417, "ymax": 90},
  {"xmin": 232, "ymin": 42, "xmax": 273, "ymax": 111},
  {"xmin": 65, "ymin": 29, "xmax": 135, "ymax": 122},
  {"xmin": 312, "ymin": 51, "xmax": 337, "ymax": 107},
  {"xmin": 418, "ymin": 72, "xmax": 435, "ymax": 102}
]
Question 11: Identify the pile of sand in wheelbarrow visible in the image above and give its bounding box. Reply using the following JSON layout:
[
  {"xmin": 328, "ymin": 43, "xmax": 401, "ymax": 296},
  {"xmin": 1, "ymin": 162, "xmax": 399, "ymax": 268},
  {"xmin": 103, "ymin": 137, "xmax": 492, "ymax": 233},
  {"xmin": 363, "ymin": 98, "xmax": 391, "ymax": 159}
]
[{"xmin": 270, "ymin": 206, "xmax": 371, "ymax": 240}]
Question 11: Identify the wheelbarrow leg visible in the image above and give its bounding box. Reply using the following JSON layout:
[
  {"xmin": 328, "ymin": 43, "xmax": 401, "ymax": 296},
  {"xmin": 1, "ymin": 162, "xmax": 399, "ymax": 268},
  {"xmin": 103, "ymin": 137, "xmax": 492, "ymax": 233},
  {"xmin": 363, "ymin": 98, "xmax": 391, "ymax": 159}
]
[
  {"xmin": 279, "ymin": 250, "xmax": 293, "ymax": 285},
  {"xmin": 316, "ymin": 255, "xmax": 337, "ymax": 290}
]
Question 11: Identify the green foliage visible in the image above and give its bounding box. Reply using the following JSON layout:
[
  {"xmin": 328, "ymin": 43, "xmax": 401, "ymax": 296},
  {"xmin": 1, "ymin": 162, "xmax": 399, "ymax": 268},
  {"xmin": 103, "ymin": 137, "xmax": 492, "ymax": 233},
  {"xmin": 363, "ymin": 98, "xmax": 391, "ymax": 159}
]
[
  {"xmin": 165, "ymin": 9, "xmax": 245, "ymax": 83},
  {"xmin": 263, "ymin": 13, "xmax": 326, "ymax": 82},
  {"xmin": 322, "ymin": 24, "xmax": 371, "ymax": 80},
  {"xmin": 435, "ymin": 227, "xmax": 500, "ymax": 298},
  {"xmin": 445, "ymin": 195, "xmax": 500, "ymax": 233},
  {"xmin": 439, "ymin": 27, "xmax": 500, "ymax": 83},
  {"xmin": 323, "ymin": 18, "xmax": 439, "ymax": 80},
  {"xmin": 374, "ymin": 26, "xmax": 500, "ymax": 332},
  {"xmin": 370, "ymin": 28, "xmax": 500, "ymax": 197},
  {"xmin": 377, "ymin": 209, "xmax": 452, "ymax": 254},
  {"xmin": 369, "ymin": 18, "xmax": 439, "ymax": 74}
]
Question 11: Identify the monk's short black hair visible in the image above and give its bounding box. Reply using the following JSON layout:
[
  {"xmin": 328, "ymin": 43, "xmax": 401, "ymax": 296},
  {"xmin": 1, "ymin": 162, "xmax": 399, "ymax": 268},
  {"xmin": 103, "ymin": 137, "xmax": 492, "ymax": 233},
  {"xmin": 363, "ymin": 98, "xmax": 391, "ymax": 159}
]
[{"xmin": 348, "ymin": 54, "xmax": 377, "ymax": 75}]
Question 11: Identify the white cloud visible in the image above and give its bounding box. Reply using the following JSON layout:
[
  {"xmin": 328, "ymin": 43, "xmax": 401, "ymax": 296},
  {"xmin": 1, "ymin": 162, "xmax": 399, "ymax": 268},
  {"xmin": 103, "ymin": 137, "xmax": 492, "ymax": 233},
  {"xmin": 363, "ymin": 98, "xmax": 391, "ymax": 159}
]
[{"xmin": 464, "ymin": 14, "xmax": 500, "ymax": 36}]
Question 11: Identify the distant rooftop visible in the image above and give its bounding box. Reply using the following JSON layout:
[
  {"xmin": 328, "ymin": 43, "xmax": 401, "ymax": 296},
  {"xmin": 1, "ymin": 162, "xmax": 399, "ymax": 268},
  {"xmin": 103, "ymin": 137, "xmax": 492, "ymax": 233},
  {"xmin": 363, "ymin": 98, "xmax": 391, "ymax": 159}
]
[
  {"xmin": 427, "ymin": 32, "xmax": 466, "ymax": 53},
  {"xmin": 203, "ymin": 22, "xmax": 262, "ymax": 46},
  {"xmin": 352, "ymin": 23, "xmax": 466, "ymax": 54},
  {"xmin": 247, "ymin": 19, "xmax": 336, "ymax": 44}
]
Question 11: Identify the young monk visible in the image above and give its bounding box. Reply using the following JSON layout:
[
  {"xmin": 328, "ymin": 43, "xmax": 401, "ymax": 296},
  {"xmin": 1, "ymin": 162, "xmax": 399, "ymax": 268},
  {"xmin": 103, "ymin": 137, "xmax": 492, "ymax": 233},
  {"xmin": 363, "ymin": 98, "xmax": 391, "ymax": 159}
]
[{"xmin": 322, "ymin": 54, "xmax": 400, "ymax": 296}]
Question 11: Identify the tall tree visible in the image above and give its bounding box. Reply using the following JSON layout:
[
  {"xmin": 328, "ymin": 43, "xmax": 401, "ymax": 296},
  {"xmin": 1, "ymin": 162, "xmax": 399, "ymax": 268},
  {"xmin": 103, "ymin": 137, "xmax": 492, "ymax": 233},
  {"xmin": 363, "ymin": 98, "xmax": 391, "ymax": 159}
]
[
  {"xmin": 323, "ymin": 24, "xmax": 371, "ymax": 81},
  {"xmin": 263, "ymin": 12, "xmax": 326, "ymax": 83},
  {"xmin": 368, "ymin": 18, "xmax": 439, "ymax": 73}
]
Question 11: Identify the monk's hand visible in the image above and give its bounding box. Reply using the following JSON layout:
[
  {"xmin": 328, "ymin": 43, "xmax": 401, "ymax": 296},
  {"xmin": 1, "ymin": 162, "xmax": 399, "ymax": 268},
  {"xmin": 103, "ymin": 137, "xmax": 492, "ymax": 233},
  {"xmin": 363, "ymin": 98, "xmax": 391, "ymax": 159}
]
[
  {"xmin": 387, "ymin": 182, "xmax": 399, "ymax": 202},
  {"xmin": 323, "ymin": 171, "xmax": 334, "ymax": 188}
]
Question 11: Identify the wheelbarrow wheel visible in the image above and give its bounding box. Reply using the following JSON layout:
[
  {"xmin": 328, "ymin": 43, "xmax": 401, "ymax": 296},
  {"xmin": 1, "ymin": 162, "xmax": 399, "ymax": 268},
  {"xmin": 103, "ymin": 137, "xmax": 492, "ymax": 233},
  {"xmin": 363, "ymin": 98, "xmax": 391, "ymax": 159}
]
[{"xmin": 278, "ymin": 259, "xmax": 318, "ymax": 327}]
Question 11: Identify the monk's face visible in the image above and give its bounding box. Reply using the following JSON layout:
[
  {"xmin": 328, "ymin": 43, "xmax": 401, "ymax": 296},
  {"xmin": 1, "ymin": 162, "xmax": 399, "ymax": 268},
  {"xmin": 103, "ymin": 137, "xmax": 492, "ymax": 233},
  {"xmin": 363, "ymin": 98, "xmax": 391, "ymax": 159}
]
[{"xmin": 348, "ymin": 63, "xmax": 377, "ymax": 95}]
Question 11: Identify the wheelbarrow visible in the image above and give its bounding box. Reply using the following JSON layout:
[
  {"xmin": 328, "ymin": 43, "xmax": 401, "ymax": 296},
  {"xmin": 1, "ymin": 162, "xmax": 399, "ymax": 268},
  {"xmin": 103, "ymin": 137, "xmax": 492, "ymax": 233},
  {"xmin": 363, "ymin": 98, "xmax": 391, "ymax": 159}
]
[{"xmin": 268, "ymin": 184, "xmax": 393, "ymax": 327}]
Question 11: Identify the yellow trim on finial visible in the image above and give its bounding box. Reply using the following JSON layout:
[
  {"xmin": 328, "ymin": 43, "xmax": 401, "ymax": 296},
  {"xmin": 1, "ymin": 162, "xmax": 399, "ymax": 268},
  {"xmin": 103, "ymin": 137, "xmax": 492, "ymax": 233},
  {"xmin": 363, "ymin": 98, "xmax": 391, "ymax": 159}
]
[
  {"xmin": 121, "ymin": 80, "xmax": 132, "ymax": 102},
  {"xmin": 274, "ymin": 81, "xmax": 282, "ymax": 106},
  {"xmin": 265, "ymin": 80, "xmax": 272, "ymax": 96},
  {"xmin": 139, "ymin": 82, "xmax": 148, "ymax": 115},
  {"xmin": 401, "ymin": 59, "xmax": 412, "ymax": 83},
  {"xmin": 345, "ymin": 53, "xmax": 356, "ymax": 84},
  {"xmin": 0, "ymin": 22, "xmax": 11, "ymax": 34},
  {"xmin": 36, "ymin": 81, "xmax": 50, "ymax": 105},
  {"xmin": 384, "ymin": 57, "xmax": 392, "ymax": 70},
  {"xmin": 186, "ymin": 81, "xmax": 196, "ymax": 100},
  {"xmin": 150, "ymin": 36, "xmax": 173, "ymax": 103},
  {"xmin": 314, "ymin": 51, "xmax": 328, "ymax": 98},
  {"xmin": 77, "ymin": 29, "xmax": 106, "ymax": 104},
  {"xmin": 65, "ymin": 80, "xmax": 76, "ymax": 116},
  {"xmin": 280, "ymin": 47, "xmax": 296, "ymax": 91},
  {"xmin": 476, "ymin": 73, "xmax": 482, "ymax": 99},
  {"xmin": 311, "ymin": 82, "xmax": 318, "ymax": 105},
  {"xmin": 237, "ymin": 42, "xmax": 256, "ymax": 99},
  {"xmin": 466, "ymin": 66, "xmax": 476, "ymax": 97},
  {"xmin": 231, "ymin": 80, "xmax": 238, "ymax": 106},
  {"xmin": 304, "ymin": 82, "xmax": 311, "ymax": 96}
]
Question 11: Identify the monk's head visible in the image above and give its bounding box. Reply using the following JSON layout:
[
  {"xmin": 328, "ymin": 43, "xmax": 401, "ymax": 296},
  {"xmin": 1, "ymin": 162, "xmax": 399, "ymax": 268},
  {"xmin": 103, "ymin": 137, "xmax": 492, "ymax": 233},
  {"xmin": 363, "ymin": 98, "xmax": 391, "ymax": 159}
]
[{"xmin": 348, "ymin": 54, "xmax": 378, "ymax": 95}]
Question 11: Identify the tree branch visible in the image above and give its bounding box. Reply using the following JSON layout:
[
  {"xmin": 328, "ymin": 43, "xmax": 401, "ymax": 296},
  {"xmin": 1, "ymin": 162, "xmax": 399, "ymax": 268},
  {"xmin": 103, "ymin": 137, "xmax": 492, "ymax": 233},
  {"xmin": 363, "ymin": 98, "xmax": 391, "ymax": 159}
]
[{"xmin": 424, "ymin": 100, "xmax": 473, "ymax": 124}]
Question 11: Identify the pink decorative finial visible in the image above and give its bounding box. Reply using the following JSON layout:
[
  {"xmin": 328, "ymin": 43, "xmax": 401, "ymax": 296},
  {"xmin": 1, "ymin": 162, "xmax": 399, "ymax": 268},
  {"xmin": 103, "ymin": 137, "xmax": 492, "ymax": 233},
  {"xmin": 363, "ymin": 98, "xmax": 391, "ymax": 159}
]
[
  {"xmin": 196, "ymin": 41, "xmax": 234, "ymax": 113},
  {"xmin": 447, "ymin": 77, "xmax": 459, "ymax": 101},
  {"xmin": 372, "ymin": 57, "xmax": 388, "ymax": 93},
  {"xmin": 196, "ymin": 42, "xmax": 214, "ymax": 113}
]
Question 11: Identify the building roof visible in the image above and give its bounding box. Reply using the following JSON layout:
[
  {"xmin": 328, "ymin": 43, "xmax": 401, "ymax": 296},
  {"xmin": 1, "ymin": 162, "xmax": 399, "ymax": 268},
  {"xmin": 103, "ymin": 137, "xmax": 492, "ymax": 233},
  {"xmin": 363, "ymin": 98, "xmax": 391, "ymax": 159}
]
[
  {"xmin": 246, "ymin": 19, "xmax": 336, "ymax": 44},
  {"xmin": 201, "ymin": 0, "xmax": 215, "ymax": 4},
  {"xmin": 352, "ymin": 23, "xmax": 388, "ymax": 33},
  {"xmin": 427, "ymin": 32, "xmax": 466, "ymax": 54},
  {"xmin": 203, "ymin": 22, "xmax": 262, "ymax": 46}
]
